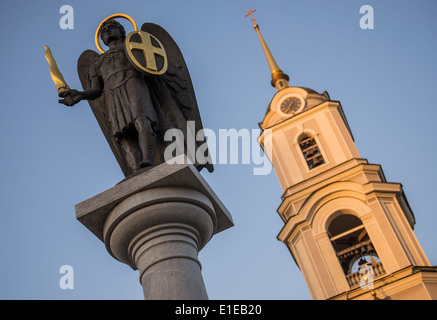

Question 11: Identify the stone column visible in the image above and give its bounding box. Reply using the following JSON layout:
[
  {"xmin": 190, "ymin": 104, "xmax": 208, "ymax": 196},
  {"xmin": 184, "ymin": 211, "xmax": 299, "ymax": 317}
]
[{"xmin": 75, "ymin": 161, "xmax": 233, "ymax": 300}]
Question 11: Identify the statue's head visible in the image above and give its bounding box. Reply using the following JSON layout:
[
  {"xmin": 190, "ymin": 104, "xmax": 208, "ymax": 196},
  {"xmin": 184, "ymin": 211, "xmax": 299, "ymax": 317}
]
[{"xmin": 100, "ymin": 19, "xmax": 126, "ymax": 46}]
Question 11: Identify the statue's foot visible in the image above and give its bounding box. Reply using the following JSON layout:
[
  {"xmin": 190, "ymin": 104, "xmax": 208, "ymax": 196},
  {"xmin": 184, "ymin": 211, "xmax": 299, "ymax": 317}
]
[{"xmin": 139, "ymin": 159, "xmax": 154, "ymax": 168}]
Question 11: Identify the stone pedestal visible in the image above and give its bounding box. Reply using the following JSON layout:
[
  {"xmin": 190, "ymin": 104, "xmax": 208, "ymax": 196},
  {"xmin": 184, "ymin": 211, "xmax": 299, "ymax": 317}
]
[{"xmin": 75, "ymin": 160, "xmax": 233, "ymax": 300}]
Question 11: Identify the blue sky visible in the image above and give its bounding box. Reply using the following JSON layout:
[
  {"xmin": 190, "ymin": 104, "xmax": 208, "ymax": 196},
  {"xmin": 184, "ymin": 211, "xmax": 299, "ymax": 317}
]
[{"xmin": 0, "ymin": 0, "xmax": 436, "ymax": 299}]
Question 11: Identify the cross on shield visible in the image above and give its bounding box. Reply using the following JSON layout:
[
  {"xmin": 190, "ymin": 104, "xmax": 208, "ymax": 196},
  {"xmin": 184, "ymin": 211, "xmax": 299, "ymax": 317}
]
[{"xmin": 124, "ymin": 31, "xmax": 168, "ymax": 76}]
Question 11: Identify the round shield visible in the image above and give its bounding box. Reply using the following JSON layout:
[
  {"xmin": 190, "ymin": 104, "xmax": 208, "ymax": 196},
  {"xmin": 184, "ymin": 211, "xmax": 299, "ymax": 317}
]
[{"xmin": 124, "ymin": 30, "xmax": 168, "ymax": 76}]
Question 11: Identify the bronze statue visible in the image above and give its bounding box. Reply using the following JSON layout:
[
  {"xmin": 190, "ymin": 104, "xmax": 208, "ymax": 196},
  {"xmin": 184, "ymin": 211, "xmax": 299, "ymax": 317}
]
[{"xmin": 52, "ymin": 15, "xmax": 213, "ymax": 177}]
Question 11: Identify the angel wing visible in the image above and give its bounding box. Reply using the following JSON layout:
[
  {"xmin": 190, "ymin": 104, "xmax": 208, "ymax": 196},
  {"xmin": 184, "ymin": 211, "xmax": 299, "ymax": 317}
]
[
  {"xmin": 77, "ymin": 50, "xmax": 132, "ymax": 177},
  {"xmin": 141, "ymin": 23, "xmax": 214, "ymax": 173}
]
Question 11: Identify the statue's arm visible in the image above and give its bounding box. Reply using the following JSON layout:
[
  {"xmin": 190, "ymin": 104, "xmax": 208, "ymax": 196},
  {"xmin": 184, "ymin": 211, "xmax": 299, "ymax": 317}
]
[
  {"xmin": 59, "ymin": 73, "xmax": 103, "ymax": 106},
  {"xmin": 79, "ymin": 76, "xmax": 103, "ymax": 101}
]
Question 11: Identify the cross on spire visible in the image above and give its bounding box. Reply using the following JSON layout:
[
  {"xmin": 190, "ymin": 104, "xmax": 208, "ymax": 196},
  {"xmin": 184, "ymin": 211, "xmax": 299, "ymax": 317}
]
[{"xmin": 245, "ymin": 9, "xmax": 259, "ymax": 30}]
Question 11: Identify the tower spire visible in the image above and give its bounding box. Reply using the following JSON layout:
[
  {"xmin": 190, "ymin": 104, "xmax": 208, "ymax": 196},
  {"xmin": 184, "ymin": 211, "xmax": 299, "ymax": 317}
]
[{"xmin": 245, "ymin": 9, "xmax": 290, "ymax": 91}]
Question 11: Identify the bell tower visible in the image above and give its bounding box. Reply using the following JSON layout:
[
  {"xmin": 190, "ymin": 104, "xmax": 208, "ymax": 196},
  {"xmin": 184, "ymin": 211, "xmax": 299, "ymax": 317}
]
[{"xmin": 247, "ymin": 10, "xmax": 437, "ymax": 300}]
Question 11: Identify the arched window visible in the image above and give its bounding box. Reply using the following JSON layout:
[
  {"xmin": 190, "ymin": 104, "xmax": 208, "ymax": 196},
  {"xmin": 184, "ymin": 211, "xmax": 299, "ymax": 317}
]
[
  {"xmin": 298, "ymin": 134, "xmax": 325, "ymax": 170},
  {"xmin": 328, "ymin": 214, "xmax": 385, "ymax": 287}
]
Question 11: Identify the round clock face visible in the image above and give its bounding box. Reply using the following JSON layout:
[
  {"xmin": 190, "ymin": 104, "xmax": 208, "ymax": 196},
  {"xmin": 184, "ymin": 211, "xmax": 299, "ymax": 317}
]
[{"xmin": 279, "ymin": 96, "xmax": 303, "ymax": 116}]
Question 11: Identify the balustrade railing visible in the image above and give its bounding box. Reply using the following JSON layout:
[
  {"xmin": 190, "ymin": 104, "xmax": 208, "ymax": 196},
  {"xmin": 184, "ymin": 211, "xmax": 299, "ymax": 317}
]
[{"xmin": 345, "ymin": 261, "xmax": 386, "ymax": 288}]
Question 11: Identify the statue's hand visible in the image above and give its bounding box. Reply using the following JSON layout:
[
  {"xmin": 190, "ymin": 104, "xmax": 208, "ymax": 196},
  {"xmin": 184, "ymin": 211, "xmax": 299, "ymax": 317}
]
[{"xmin": 58, "ymin": 89, "xmax": 82, "ymax": 107}]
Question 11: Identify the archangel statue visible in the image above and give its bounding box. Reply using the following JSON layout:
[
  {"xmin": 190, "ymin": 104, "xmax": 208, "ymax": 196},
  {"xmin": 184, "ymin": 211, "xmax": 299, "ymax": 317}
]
[{"xmin": 51, "ymin": 15, "xmax": 213, "ymax": 177}]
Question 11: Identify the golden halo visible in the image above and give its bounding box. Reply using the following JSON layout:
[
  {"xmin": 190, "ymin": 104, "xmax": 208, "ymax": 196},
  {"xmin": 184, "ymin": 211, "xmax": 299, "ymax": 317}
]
[{"xmin": 95, "ymin": 13, "xmax": 138, "ymax": 54}]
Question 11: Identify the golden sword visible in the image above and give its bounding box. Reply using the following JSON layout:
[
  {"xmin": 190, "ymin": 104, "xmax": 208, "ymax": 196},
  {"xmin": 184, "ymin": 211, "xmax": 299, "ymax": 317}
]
[{"xmin": 44, "ymin": 45, "xmax": 70, "ymax": 95}]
